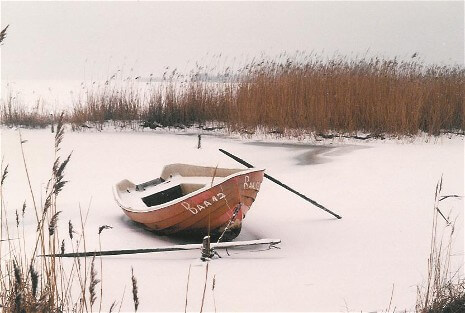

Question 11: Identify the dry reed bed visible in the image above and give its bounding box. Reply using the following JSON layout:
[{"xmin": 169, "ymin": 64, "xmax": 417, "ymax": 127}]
[
  {"xmin": 1, "ymin": 94, "xmax": 53, "ymax": 128},
  {"xmin": 1, "ymin": 55, "xmax": 464, "ymax": 136},
  {"xmin": 0, "ymin": 115, "xmax": 138, "ymax": 312}
]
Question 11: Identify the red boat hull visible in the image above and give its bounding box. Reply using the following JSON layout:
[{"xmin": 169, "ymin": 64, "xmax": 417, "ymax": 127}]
[{"xmin": 116, "ymin": 168, "xmax": 264, "ymax": 240}]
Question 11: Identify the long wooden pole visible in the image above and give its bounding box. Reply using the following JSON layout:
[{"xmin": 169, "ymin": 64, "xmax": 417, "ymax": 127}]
[
  {"xmin": 219, "ymin": 149, "xmax": 342, "ymax": 219},
  {"xmin": 41, "ymin": 239, "xmax": 281, "ymax": 258}
]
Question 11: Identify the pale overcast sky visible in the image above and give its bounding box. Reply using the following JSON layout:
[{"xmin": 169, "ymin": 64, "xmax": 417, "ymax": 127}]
[{"xmin": 1, "ymin": 1, "xmax": 464, "ymax": 81}]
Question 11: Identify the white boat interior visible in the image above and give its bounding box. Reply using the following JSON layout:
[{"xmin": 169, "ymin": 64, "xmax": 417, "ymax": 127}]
[{"xmin": 113, "ymin": 164, "xmax": 262, "ymax": 212}]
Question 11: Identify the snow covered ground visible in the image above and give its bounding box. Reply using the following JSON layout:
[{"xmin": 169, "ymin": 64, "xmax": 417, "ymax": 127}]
[{"xmin": 1, "ymin": 127, "xmax": 463, "ymax": 312}]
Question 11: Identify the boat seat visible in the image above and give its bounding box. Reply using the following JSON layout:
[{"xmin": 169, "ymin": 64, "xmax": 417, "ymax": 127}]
[
  {"xmin": 138, "ymin": 175, "xmax": 215, "ymax": 207},
  {"xmin": 135, "ymin": 177, "xmax": 165, "ymax": 191},
  {"xmin": 142, "ymin": 184, "xmax": 184, "ymax": 207}
]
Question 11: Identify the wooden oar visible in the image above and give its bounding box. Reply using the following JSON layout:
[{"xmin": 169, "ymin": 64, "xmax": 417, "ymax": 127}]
[
  {"xmin": 219, "ymin": 148, "xmax": 342, "ymax": 219},
  {"xmin": 41, "ymin": 238, "xmax": 281, "ymax": 258}
]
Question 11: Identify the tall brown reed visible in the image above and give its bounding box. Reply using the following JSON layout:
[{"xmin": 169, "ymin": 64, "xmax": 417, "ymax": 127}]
[
  {"xmin": 0, "ymin": 93, "xmax": 53, "ymax": 128},
  {"xmin": 416, "ymin": 178, "xmax": 464, "ymax": 312},
  {"xmin": 2, "ymin": 54, "xmax": 464, "ymax": 137},
  {"xmin": 227, "ymin": 56, "xmax": 464, "ymax": 136},
  {"xmin": 0, "ymin": 115, "xmax": 133, "ymax": 312},
  {"xmin": 0, "ymin": 114, "xmax": 74, "ymax": 312}
]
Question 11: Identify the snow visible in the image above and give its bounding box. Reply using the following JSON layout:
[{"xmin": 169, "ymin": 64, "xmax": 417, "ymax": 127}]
[{"xmin": 1, "ymin": 127, "xmax": 463, "ymax": 312}]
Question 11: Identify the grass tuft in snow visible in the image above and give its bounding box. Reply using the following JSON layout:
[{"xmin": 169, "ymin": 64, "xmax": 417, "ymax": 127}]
[{"xmin": 416, "ymin": 178, "xmax": 465, "ymax": 312}]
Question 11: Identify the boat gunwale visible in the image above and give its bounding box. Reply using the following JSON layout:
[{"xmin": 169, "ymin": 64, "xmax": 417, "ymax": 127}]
[{"xmin": 113, "ymin": 167, "xmax": 265, "ymax": 214}]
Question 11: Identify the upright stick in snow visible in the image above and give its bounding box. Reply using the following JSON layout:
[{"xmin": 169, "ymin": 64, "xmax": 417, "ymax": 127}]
[{"xmin": 219, "ymin": 148, "xmax": 342, "ymax": 219}]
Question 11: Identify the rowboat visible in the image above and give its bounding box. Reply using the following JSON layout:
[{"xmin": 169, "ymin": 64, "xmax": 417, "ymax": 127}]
[{"xmin": 113, "ymin": 164, "xmax": 265, "ymax": 240}]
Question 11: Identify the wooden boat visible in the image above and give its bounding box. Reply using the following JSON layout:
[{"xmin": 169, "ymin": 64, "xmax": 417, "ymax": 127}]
[{"xmin": 113, "ymin": 164, "xmax": 265, "ymax": 240}]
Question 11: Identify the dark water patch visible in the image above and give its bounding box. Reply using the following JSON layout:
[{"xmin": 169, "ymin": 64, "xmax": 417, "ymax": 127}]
[
  {"xmin": 245, "ymin": 141, "xmax": 369, "ymax": 165},
  {"xmin": 295, "ymin": 146, "xmax": 333, "ymax": 165},
  {"xmin": 296, "ymin": 145, "xmax": 370, "ymax": 165},
  {"xmin": 245, "ymin": 141, "xmax": 321, "ymax": 150}
]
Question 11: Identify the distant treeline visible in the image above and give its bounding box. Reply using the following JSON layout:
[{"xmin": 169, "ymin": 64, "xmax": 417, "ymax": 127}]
[{"xmin": 2, "ymin": 55, "xmax": 464, "ymax": 136}]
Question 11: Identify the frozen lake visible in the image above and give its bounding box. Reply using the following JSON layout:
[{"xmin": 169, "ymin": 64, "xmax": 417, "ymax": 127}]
[{"xmin": 1, "ymin": 127, "xmax": 463, "ymax": 311}]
